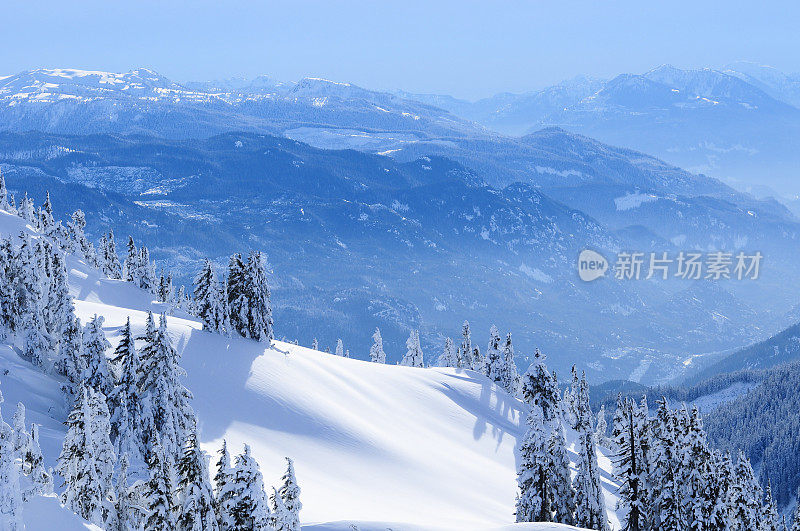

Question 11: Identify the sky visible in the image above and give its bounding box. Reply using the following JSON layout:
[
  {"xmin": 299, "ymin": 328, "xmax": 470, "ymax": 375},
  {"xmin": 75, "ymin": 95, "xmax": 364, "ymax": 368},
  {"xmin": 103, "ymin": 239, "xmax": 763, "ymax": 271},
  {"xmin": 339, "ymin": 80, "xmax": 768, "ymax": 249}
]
[{"xmin": 4, "ymin": 1, "xmax": 800, "ymax": 100}]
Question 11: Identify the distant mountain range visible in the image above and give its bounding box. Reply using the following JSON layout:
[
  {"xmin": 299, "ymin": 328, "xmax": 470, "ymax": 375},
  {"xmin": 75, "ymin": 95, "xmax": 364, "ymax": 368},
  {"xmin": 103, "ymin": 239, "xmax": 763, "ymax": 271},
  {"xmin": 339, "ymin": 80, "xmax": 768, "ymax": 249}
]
[{"xmin": 2, "ymin": 66, "xmax": 800, "ymax": 384}]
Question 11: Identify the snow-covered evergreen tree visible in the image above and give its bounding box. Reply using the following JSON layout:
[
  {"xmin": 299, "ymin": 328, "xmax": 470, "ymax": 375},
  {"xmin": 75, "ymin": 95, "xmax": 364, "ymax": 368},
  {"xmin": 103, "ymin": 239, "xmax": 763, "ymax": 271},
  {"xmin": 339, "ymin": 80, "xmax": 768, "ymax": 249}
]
[
  {"xmin": 547, "ymin": 418, "xmax": 575, "ymax": 525},
  {"xmin": 594, "ymin": 404, "xmax": 610, "ymax": 448},
  {"xmin": 122, "ymin": 236, "xmax": 139, "ymax": 283},
  {"xmin": 227, "ymin": 253, "xmax": 248, "ymax": 337},
  {"xmin": 100, "ymin": 230, "xmax": 123, "ymax": 280},
  {"xmin": 57, "ymin": 386, "xmax": 115, "ymax": 526},
  {"xmin": 228, "ymin": 444, "xmax": 271, "ymax": 530},
  {"xmin": 278, "ymin": 457, "xmax": 302, "ymax": 530},
  {"xmin": 194, "ymin": 260, "xmax": 226, "ymax": 333},
  {"xmin": 109, "ymin": 454, "xmax": 135, "ymax": 531},
  {"xmin": 83, "ymin": 314, "xmax": 113, "ymax": 397},
  {"xmin": 499, "ymin": 333, "xmax": 519, "ymax": 396},
  {"xmin": 458, "ymin": 320, "xmax": 473, "ymax": 369},
  {"xmin": 335, "ymin": 338, "xmax": 344, "ymax": 357},
  {"xmin": 20, "ymin": 422, "xmax": 53, "ymax": 499},
  {"xmin": 520, "ymin": 348, "xmax": 560, "ymax": 422},
  {"xmin": 67, "ymin": 210, "xmax": 96, "ymax": 266},
  {"xmin": 484, "ymin": 325, "xmax": 503, "ymax": 383},
  {"xmin": 573, "ymin": 373, "xmax": 607, "ymax": 531},
  {"xmin": 213, "ymin": 439, "xmax": 235, "ymax": 529},
  {"xmin": 38, "ymin": 192, "xmax": 56, "ymax": 238},
  {"xmin": 0, "ymin": 170, "xmax": 11, "ymax": 213},
  {"xmin": 245, "ymin": 251, "xmax": 274, "ymax": 342},
  {"xmin": 437, "ymin": 336, "xmax": 458, "ymax": 368},
  {"xmin": 0, "ymin": 388, "xmax": 23, "ymax": 531},
  {"xmin": 143, "ymin": 438, "xmax": 177, "ymax": 529},
  {"xmin": 400, "ymin": 329, "xmax": 424, "ymax": 367},
  {"xmin": 369, "ymin": 328, "xmax": 386, "ymax": 363},
  {"xmin": 138, "ymin": 246, "xmax": 157, "ymax": 294},
  {"xmin": 175, "ymin": 431, "xmax": 219, "ymax": 531},
  {"xmin": 515, "ymin": 405, "xmax": 551, "ymax": 523},
  {"xmin": 612, "ymin": 396, "xmax": 647, "ymax": 531}
]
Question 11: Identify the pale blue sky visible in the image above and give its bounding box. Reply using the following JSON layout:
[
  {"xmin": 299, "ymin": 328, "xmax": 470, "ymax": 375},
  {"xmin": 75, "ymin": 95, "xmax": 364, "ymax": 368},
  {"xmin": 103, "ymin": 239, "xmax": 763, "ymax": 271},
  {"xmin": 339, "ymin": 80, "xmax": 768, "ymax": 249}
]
[{"xmin": 4, "ymin": 1, "xmax": 798, "ymax": 99}]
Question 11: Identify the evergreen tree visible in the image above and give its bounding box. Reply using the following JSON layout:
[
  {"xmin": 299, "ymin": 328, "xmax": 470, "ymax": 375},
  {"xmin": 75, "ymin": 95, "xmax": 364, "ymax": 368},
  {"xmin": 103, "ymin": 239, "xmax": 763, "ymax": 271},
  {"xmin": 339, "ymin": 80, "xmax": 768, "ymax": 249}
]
[
  {"xmin": 547, "ymin": 419, "xmax": 576, "ymax": 525},
  {"xmin": 39, "ymin": 192, "xmax": 55, "ymax": 238},
  {"xmin": 458, "ymin": 320, "xmax": 473, "ymax": 369},
  {"xmin": 520, "ymin": 348, "xmax": 560, "ymax": 422},
  {"xmin": 139, "ymin": 314, "xmax": 195, "ymax": 458},
  {"xmin": 573, "ymin": 374, "xmax": 607, "ymax": 531},
  {"xmin": 270, "ymin": 487, "xmax": 292, "ymax": 531},
  {"xmin": 335, "ymin": 338, "xmax": 344, "ymax": 357},
  {"xmin": 109, "ymin": 454, "xmax": 135, "ymax": 531},
  {"xmin": 143, "ymin": 438, "xmax": 177, "ymax": 529},
  {"xmin": 594, "ymin": 404, "xmax": 610, "ymax": 448},
  {"xmin": 400, "ymin": 329, "xmax": 424, "ymax": 367},
  {"xmin": 369, "ymin": 328, "xmax": 386, "ymax": 363},
  {"xmin": 138, "ymin": 247, "xmax": 157, "ymax": 293},
  {"xmin": 57, "ymin": 386, "xmax": 115, "ymax": 526},
  {"xmin": 278, "ymin": 457, "xmax": 301, "ymax": 530},
  {"xmin": 214, "ymin": 440, "xmax": 235, "ymax": 529},
  {"xmin": 790, "ymin": 489, "xmax": 800, "ymax": 531},
  {"xmin": 245, "ymin": 251, "xmax": 274, "ymax": 342},
  {"xmin": 67, "ymin": 210, "xmax": 96, "ymax": 266},
  {"xmin": 83, "ymin": 314, "xmax": 113, "ymax": 397},
  {"xmin": 0, "ymin": 169, "xmax": 11, "ymax": 212},
  {"xmin": 311, "ymin": 338, "xmax": 318, "ymax": 351},
  {"xmin": 438, "ymin": 336, "xmax": 458, "ymax": 368},
  {"xmin": 101, "ymin": 230, "xmax": 123, "ymax": 280},
  {"xmin": 47, "ymin": 250, "xmax": 74, "ymax": 342},
  {"xmin": 227, "ymin": 254, "xmax": 249, "ymax": 338},
  {"xmin": 515, "ymin": 405, "xmax": 551, "ymax": 522},
  {"xmin": 229, "ymin": 444, "xmax": 271, "ymax": 531},
  {"xmin": 612, "ymin": 396, "xmax": 647, "ymax": 531},
  {"xmin": 175, "ymin": 431, "xmax": 219, "ymax": 531},
  {"xmin": 646, "ymin": 398, "xmax": 682, "ymax": 531},
  {"xmin": 499, "ymin": 333, "xmax": 520, "ymax": 396},
  {"xmin": 21, "ymin": 423, "xmax": 53, "ymax": 498},
  {"xmin": 56, "ymin": 316, "xmax": 85, "ymax": 393},
  {"xmin": 760, "ymin": 481, "xmax": 781, "ymax": 531},
  {"xmin": 122, "ymin": 236, "xmax": 139, "ymax": 283},
  {"xmin": 484, "ymin": 325, "xmax": 504, "ymax": 383},
  {"xmin": 194, "ymin": 260, "xmax": 226, "ymax": 333},
  {"xmin": 18, "ymin": 194, "xmax": 36, "ymax": 226},
  {"xmin": 0, "ymin": 238, "xmax": 15, "ymax": 339},
  {"xmin": 0, "ymin": 388, "xmax": 24, "ymax": 531}
]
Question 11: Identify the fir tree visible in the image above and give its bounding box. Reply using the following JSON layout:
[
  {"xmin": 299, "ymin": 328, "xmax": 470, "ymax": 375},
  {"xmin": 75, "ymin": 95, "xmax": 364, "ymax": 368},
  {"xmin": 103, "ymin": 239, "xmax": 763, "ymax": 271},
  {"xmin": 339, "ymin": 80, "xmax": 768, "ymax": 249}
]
[
  {"xmin": 335, "ymin": 338, "xmax": 344, "ymax": 357},
  {"xmin": 790, "ymin": 489, "xmax": 800, "ymax": 531},
  {"xmin": 369, "ymin": 328, "xmax": 386, "ymax": 363},
  {"xmin": 458, "ymin": 320, "xmax": 473, "ymax": 369},
  {"xmin": 194, "ymin": 260, "xmax": 226, "ymax": 333},
  {"xmin": 229, "ymin": 444, "xmax": 271, "ymax": 531},
  {"xmin": 83, "ymin": 314, "xmax": 113, "ymax": 397},
  {"xmin": 56, "ymin": 316, "xmax": 85, "ymax": 392},
  {"xmin": 122, "ymin": 236, "xmax": 139, "ymax": 283},
  {"xmin": 57, "ymin": 386, "xmax": 115, "ymax": 526},
  {"xmin": 67, "ymin": 210, "xmax": 96, "ymax": 266},
  {"xmin": 21, "ymin": 423, "xmax": 53, "ymax": 498},
  {"xmin": 278, "ymin": 457, "xmax": 301, "ymax": 530},
  {"xmin": 573, "ymin": 373, "xmax": 607, "ymax": 531},
  {"xmin": 101, "ymin": 230, "xmax": 123, "ymax": 280},
  {"xmin": 270, "ymin": 486, "xmax": 292, "ymax": 531},
  {"xmin": 400, "ymin": 329, "xmax": 424, "ymax": 367},
  {"xmin": 515, "ymin": 405, "xmax": 551, "ymax": 522},
  {"xmin": 39, "ymin": 192, "xmax": 55, "ymax": 238},
  {"xmin": 227, "ymin": 253, "xmax": 249, "ymax": 338},
  {"xmin": 612, "ymin": 396, "xmax": 647, "ymax": 531},
  {"xmin": 499, "ymin": 332, "xmax": 520, "ymax": 396},
  {"xmin": 143, "ymin": 438, "xmax": 177, "ymax": 529},
  {"xmin": 175, "ymin": 431, "xmax": 219, "ymax": 531},
  {"xmin": 438, "ymin": 336, "xmax": 458, "ymax": 368},
  {"xmin": 520, "ymin": 348, "xmax": 560, "ymax": 422},
  {"xmin": 548, "ymin": 418, "xmax": 576, "ymax": 525},
  {"xmin": 214, "ymin": 440, "xmax": 235, "ymax": 529},
  {"xmin": 245, "ymin": 251, "xmax": 274, "ymax": 342},
  {"xmin": 0, "ymin": 388, "xmax": 24, "ymax": 531},
  {"xmin": 484, "ymin": 325, "xmax": 504, "ymax": 383},
  {"xmin": 311, "ymin": 338, "xmax": 318, "ymax": 351},
  {"xmin": 0, "ymin": 169, "xmax": 11, "ymax": 212}
]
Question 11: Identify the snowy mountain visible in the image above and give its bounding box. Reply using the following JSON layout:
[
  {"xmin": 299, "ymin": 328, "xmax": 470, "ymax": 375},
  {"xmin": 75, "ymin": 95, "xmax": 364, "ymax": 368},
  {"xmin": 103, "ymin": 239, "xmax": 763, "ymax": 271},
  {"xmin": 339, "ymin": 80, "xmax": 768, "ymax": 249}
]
[{"xmin": 0, "ymin": 207, "xmax": 622, "ymax": 529}]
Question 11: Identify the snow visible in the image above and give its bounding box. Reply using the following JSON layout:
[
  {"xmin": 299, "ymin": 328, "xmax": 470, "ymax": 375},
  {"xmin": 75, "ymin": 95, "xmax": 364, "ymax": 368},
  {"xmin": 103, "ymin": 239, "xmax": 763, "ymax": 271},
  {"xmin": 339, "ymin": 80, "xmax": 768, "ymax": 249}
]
[
  {"xmin": 613, "ymin": 192, "xmax": 658, "ymax": 211},
  {"xmin": 690, "ymin": 382, "xmax": 759, "ymax": 413},
  {"xmin": 0, "ymin": 209, "xmax": 621, "ymax": 529}
]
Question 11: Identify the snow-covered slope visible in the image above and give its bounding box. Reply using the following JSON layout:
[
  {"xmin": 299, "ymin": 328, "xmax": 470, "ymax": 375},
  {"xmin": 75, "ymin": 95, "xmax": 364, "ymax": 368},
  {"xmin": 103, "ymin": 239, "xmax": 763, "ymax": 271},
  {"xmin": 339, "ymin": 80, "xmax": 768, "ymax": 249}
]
[{"xmin": 0, "ymin": 209, "xmax": 620, "ymax": 529}]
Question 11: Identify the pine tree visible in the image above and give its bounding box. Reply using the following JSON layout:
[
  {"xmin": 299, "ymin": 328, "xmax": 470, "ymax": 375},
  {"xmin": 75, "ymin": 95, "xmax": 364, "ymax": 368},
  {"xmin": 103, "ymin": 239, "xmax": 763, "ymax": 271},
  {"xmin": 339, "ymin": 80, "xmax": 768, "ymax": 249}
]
[
  {"xmin": 18, "ymin": 193, "xmax": 36, "ymax": 226},
  {"xmin": 11, "ymin": 403, "xmax": 28, "ymax": 457},
  {"xmin": 790, "ymin": 488, "xmax": 800, "ymax": 531},
  {"xmin": 484, "ymin": 325, "xmax": 504, "ymax": 383},
  {"xmin": 139, "ymin": 314, "xmax": 195, "ymax": 458},
  {"xmin": 594, "ymin": 404, "xmax": 610, "ymax": 448},
  {"xmin": 214, "ymin": 440, "xmax": 235, "ymax": 529},
  {"xmin": 0, "ymin": 170, "xmax": 11, "ymax": 212},
  {"xmin": 0, "ymin": 388, "xmax": 24, "ymax": 531},
  {"xmin": 39, "ymin": 192, "xmax": 55, "ymax": 238},
  {"xmin": 573, "ymin": 374, "xmax": 607, "ymax": 531},
  {"xmin": 83, "ymin": 314, "xmax": 113, "ymax": 397},
  {"xmin": 138, "ymin": 246, "xmax": 157, "ymax": 293},
  {"xmin": 612, "ymin": 396, "xmax": 647, "ymax": 531},
  {"xmin": 335, "ymin": 338, "xmax": 344, "ymax": 357},
  {"xmin": 229, "ymin": 444, "xmax": 271, "ymax": 530},
  {"xmin": 760, "ymin": 481, "xmax": 781, "ymax": 531},
  {"xmin": 101, "ymin": 230, "xmax": 123, "ymax": 280},
  {"xmin": 547, "ymin": 418, "xmax": 575, "ymax": 525},
  {"xmin": 369, "ymin": 328, "xmax": 386, "ymax": 363},
  {"xmin": 194, "ymin": 260, "xmax": 225, "ymax": 333},
  {"xmin": 400, "ymin": 329, "xmax": 424, "ymax": 367},
  {"xmin": 122, "ymin": 236, "xmax": 139, "ymax": 283},
  {"xmin": 245, "ymin": 251, "xmax": 274, "ymax": 342},
  {"xmin": 0, "ymin": 238, "xmax": 16, "ymax": 339},
  {"xmin": 458, "ymin": 320, "xmax": 473, "ymax": 369},
  {"xmin": 110, "ymin": 454, "xmax": 135, "ymax": 531},
  {"xmin": 21, "ymin": 423, "xmax": 53, "ymax": 498},
  {"xmin": 67, "ymin": 210, "xmax": 97, "ymax": 266},
  {"xmin": 515, "ymin": 405, "xmax": 551, "ymax": 522},
  {"xmin": 175, "ymin": 431, "xmax": 219, "ymax": 531},
  {"xmin": 520, "ymin": 348, "xmax": 560, "ymax": 422},
  {"xmin": 47, "ymin": 250, "xmax": 74, "ymax": 342},
  {"xmin": 56, "ymin": 316, "xmax": 85, "ymax": 393},
  {"xmin": 311, "ymin": 338, "xmax": 318, "ymax": 351},
  {"xmin": 143, "ymin": 438, "xmax": 177, "ymax": 529},
  {"xmin": 278, "ymin": 457, "xmax": 301, "ymax": 530},
  {"xmin": 678, "ymin": 405, "xmax": 715, "ymax": 531},
  {"xmin": 499, "ymin": 333, "xmax": 520, "ymax": 395},
  {"xmin": 227, "ymin": 254, "xmax": 249, "ymax": 338},
  {"xmin": 57, "ymin": 386, "xmax": 115, "ymax": 526},
  {"xmin": 437, "ymin": 336, "xmax": 458, "ymax": 368}
]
